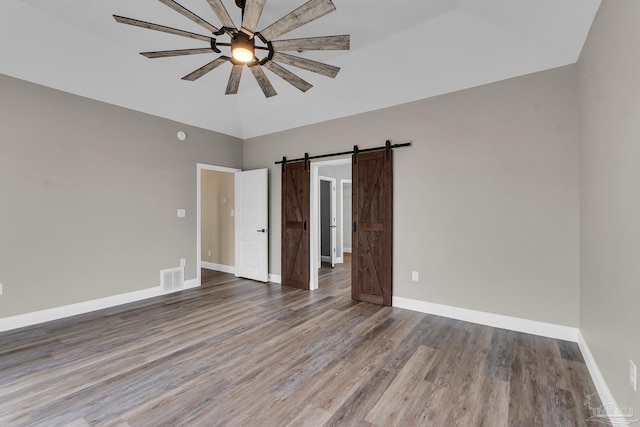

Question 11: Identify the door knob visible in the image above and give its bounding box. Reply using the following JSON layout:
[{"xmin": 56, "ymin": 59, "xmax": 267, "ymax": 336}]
[{"xmin": 257, "ymin": 229, "xmax": 266, "ymax": 233}]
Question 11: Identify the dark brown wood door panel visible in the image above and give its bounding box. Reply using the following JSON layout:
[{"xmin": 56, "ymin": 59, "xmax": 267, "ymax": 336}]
[
  {"xmin": 352, "ymin": 149, "xmax": 392, "ymax": 305},
  {"xmin": 281, "ymin": 161, "xmax": 310, "ymax": 289}
]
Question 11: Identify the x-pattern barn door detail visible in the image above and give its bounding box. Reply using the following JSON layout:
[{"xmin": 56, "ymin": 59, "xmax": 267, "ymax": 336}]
[
  {"xmin": 281, "ymin": 160, "xmax": 310, "ymax": 289},
  {"xmin": 352, "ymin": 149, "xmax": 392, "ymax": 305}
]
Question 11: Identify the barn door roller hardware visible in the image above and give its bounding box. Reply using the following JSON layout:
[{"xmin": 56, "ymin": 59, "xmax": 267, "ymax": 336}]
[{"xmin": 274, "ymin": 140, "xmax": 412, "ymax": 165}]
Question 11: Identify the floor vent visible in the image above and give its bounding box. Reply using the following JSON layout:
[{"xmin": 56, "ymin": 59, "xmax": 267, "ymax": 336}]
[{"xmin": 161, "ymin": 267, "xmax": 184, "ymax": 293}]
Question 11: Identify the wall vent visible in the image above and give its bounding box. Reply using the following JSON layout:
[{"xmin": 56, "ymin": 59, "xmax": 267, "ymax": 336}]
[{"xmin": 161, "ymin": 267, "xmax": 184, "ymax": 293}]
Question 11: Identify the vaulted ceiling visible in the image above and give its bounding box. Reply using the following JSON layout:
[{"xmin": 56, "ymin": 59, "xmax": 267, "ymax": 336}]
[{"xmin": 1, "ymin": 0, "xmax": 600, "ymax": 138}]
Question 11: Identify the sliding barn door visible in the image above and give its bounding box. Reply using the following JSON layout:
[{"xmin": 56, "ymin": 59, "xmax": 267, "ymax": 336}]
[
  {"xmin": 352, "ymin": 150, "xmax": 392, "ymax": 305},
  {"xmin": 282, "ymin": 161, "xmax": 310, "ymax": 289}
]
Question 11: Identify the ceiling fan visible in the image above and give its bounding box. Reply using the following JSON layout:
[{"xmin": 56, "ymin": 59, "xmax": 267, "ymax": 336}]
[{"xmin": 114, "ymin": 0, "xmax": 350, "ymax": 97}]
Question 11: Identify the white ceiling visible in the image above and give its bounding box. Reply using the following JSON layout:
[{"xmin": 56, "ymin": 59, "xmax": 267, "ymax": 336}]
[{"xmin": 1, "ymin": 0, "xmax": 600, "ymax": 139}]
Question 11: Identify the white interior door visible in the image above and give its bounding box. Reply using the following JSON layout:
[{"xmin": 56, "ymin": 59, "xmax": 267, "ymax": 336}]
[{"xmin": 235, "ymin": 169, "xmax": 268, "ymax": 282}]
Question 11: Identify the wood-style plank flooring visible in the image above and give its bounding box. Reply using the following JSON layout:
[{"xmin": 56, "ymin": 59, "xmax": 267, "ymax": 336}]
[{"xmin": 0, "ymin": 257, "xmax": 599, "ymax": 426}]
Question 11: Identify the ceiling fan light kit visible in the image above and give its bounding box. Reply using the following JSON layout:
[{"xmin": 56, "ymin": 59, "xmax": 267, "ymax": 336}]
[
  {"xmin": 114, "ymin": 0, "xmax": 350, "ymax": 97},
  {"xmin": 231, "ymin": 32, "xmax": 255, "ymax": 63}
]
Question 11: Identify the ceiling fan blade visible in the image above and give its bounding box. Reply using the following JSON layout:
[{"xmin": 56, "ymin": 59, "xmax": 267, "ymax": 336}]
[
  {"xmin": 248, "ymin": 63, "xmax": 277, "ymax": 97},
  {"xmin": 263, "ymin": 61, "xmax": 312, "ymax": 92},
  {"xmin": 157, "ymin": 0, "xmax": 219, "ymax": 33},
  {"xmin": 141, "ymin": 48, "xmax": 214, "ymax": 58},
  {"xmin": 260, "ymin": 0, "xmax": 336, "ymax": 41},
  {"xmin": 226, "ymin": 64, "xmax": 244, "ymax": 94},
  {"xmin": 182, "ymin": 56, "xmax": 230, "ymax": 81},
  {"xmin": 272, "ymin": 52, "xmax": 340, "ymax": 78},
  {"xmin": 114, "ymin": 15, "xmax": 211, "ymax": 42},
  {"xmin": 241, "ymin": 0, "xmax": 267, "ymax": 34},
  {"xmin": 271, "ymin": 35, "xmax": 350, "ymax": 51},
  {"xmin": 206, "ymin": 0, "xmax": 236, "ymax": 29}
]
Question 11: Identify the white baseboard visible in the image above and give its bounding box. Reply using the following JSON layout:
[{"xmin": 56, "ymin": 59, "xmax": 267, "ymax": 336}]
[
  {"xmin": 269, "ymin": 274, "xmax": 282, "ymax": 284},
  {"xmin": 577, "ymin": 331, "xmax": 622, "ymax": 426},
  {"xmin": 201, "ymin": 262, "xmax": 235, "ymax": 274},
  {"xmin": 343, "ymin": 247, "xmax": 352, "ymax": 253},
  {"xmin": 392, "ymin": 296, "xmax": 579, "ymax": 342},
  {"xmin": 183, "ymin": 278, "xmax": 199, "ymax": 290},
  {"xmin": 0, "ymin": 279, "xmax": 200, "ymax": 333}
]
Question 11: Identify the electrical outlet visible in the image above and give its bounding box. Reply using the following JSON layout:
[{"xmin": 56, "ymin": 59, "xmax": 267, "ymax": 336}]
[
  {"xmin": 180, "ymin": 258, "xmax": 186, "ymax": 267},
  {"xmin": 630, "ymin": 359, "xmax": 637, "ymax": 392},
  {"xmin": 208, "ymin": 250, "xmax": 211, "ymax": 257},
  {"xmin": 411, "ymin": 271, "xmax": 419, "ymax": 282}
]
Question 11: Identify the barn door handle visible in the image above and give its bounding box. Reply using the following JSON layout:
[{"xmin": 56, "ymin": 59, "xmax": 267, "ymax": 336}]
[
  {"xmin": 353, "ymin": 222, "xmax": 356, "ymax": 232},
  {"xmin": 304, "ymin": 220, "xmax": 307, "ymax": 231}
]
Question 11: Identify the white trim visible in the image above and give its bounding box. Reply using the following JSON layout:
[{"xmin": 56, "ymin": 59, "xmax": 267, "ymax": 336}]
[
  {"xmin": 392, "ymin": 296, "xmax": 579, "ymax": 342},
  {"xmin": 310, "ymin": 165, "xmax": 319, "ymax": 290},
  {"xmin": 201, "ymin": 262, "xmax": 236, "ymax": 274},
  {"xmin": 268, "ymin": 274, "xmax": 282, "ymax": 284},
  {"xmin": 577, "ymin": 331, "xmax": 621, "ymax": 426},
  {"xmin": 197, "ymin": 163, "xmax": 242, "ymax": 289},
  {"xmin": 321, "ymin": 255, "xmax": 332, "ymax": 263},
  {"xmin": 343, "ymin": 247, "xmax": 352, "ymax": 253},
  {"xmin": 335, "ymin": 256, "xmax": 344, "ymax": 264},
  {"xmin": 0, "ymin": 282, "xmax": 197, "ymax": 333},
  {"xmin": 184, "ymin": 278, "xmax": 199, "ymax": 290}
]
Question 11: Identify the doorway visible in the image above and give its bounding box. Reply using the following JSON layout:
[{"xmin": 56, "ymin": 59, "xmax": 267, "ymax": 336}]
[
  {"xmin": 197, "ymin": 164, "xmax": 241, "ymax": 286},
  {"xmin": 310, "ymin": 158, "xmax": 352, "ymax": 290},
  {"xmin": 283, "ymin": 145, "xmax": 397, "ymax": 305},
  {"xmin": 319, "ymin": 176, "xmax": 337, "ymax": 267},
  {"xmin": 197, "ymin": 164, "xmax": 269, "ymax": 285}
]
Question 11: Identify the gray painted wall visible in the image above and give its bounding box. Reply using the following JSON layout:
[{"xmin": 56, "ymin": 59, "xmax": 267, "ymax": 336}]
[
  {"xmin": 578, "ymin": 0, "xmax": 640, "ymax": 410},
  {"xmin": 244, "ymin": 65, "xmax": 580, "ymax": 327},
  {"xmin": 0, "ymin": 74, "xmax": 242, "ymax": 318},
  {"xmin": 3, "ymin": 10, "xmax": 636, "ymax": 408}
]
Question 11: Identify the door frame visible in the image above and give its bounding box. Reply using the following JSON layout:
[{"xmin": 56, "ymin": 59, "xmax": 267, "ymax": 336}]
[
  {"xmin": 310, "ymin": 158, "xmax": 351, "ymax": 290},
  {"xmin": 197, "ymin": 163, "xmax": 241, "ymax": 287},
  {"xmin": 318, "ymin": 176, "xmax": 337, "ymax": 266}
]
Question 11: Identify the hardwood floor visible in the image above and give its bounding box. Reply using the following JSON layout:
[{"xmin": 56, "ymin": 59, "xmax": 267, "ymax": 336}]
[{"xmin": 0, "ymin": 258, "xmax": 599, "ymax": 426}]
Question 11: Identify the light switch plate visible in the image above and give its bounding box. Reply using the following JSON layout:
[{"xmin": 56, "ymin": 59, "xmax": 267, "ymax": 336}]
[
  {"xmin": 0, "ymin": 283, "xmax": 3, "ymax": 296},
  {"xmin": 411, "ymin": 271, "xmax": 419, "ymax": 282},
  {"xmin": 180, "ymin": 258, "xmax": 186, "ymax": 267},
  {"xmin": 177, "ymin": 209, "xmax": 186, "ymax": 218}
]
